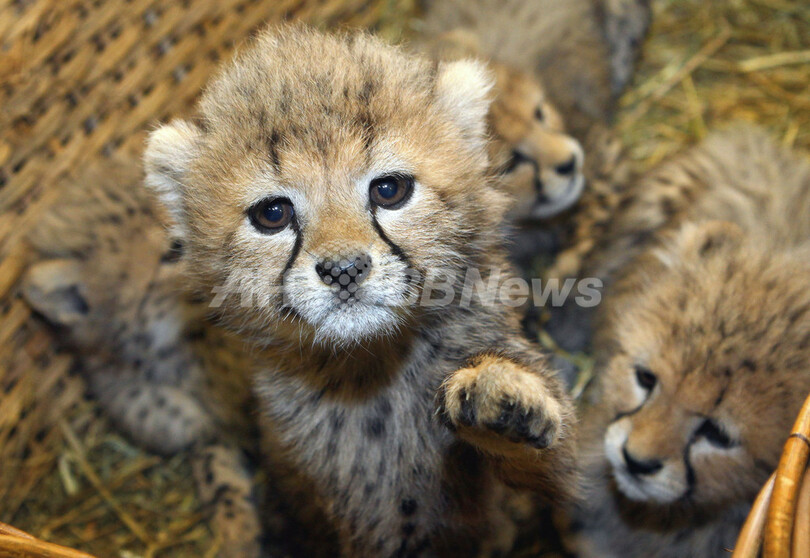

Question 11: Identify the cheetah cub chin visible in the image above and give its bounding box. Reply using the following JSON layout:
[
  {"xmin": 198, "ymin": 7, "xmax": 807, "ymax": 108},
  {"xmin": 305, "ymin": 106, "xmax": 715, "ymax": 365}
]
[
  {"xmin": 145, "ymin": 25, "xmax": 576, "ymax": 557},
  {"xmin": 561, "ymin": 130, "xmax": 810, "ymax": 558}
]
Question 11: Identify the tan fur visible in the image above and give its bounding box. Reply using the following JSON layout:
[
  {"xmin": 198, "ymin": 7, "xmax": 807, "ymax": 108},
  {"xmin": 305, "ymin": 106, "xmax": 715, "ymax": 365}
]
[
  {"xmin": 581, "ymin": 125, "xmax": 810, "ymax": 288},
  {"xmin": 145, "ymin": 25, "xmax": 576, "ymax": 557},
  {"xmin": 546, "ymin": 125, "xmax": 810, "ymax": 351},
  {"xmin": 560, "ymin": 127, "xmax": 810, "ymax": 557}
]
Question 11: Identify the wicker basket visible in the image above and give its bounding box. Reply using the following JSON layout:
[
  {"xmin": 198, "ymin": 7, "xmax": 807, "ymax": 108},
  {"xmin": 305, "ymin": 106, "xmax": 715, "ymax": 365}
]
[
  {"xmin": 0, "ymin": 521, "xmax": 97, "ymax": 558},
  {"xmin": 733, "ymin": 393, "xmax": 810, "ymax": 558}
]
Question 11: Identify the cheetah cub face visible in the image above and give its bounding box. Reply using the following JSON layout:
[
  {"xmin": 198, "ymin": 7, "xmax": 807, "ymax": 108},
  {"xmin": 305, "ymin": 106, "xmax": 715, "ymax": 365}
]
[
  {"xmin": 146, "ymin": 27, "xmax": 508, "ymax": 349},
  {"xmin": 422, "ymin": 29, "xmax": 585, "ymax": 221},
  {"xmin": 22, "ymin": 162, "xmax": 193, "ymax": 381},
  {"xmin": 488, "ymin": 62, "xmax": 585, "ymax": 221},
  {"xmin": 594, "ymin": 222, "xmax": 810, "ymax": 509}
]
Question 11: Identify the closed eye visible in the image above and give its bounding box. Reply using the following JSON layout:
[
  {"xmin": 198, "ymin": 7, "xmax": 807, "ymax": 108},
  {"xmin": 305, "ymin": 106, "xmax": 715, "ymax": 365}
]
[
  {"xmin": 501, "ymin": 150, "xmax": 534, "ymax": 175},
  {"xmin": 695, "ymin": 419, "xmax": 738, "ymax": 449},
  {"xmin": 160, "ymin": 239, "xmax": 184, "ymax": 263},
  {"xmin": 634, "ymin": 365, "xmax": 657, "ymax": 391}
]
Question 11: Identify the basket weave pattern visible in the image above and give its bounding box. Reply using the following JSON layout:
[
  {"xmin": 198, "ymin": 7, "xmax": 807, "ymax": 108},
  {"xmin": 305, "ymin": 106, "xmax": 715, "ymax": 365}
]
[{"xmin": 733, "ymin": 393, "xmax": 810, "ymax": 558}]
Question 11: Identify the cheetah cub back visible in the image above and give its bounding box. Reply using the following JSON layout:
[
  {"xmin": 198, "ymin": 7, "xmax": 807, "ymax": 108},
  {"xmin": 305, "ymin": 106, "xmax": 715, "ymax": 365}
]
[
  {"xmin": 562, "ymin": 128, "xmax": 810, "ymax": 557},
  {"xmin": 420, "ymin": 0, "xmax": 651, "ymax": 133},
  {"xmin": 145, "ymin": 25, "xmax": 577, "ymax": 557}
]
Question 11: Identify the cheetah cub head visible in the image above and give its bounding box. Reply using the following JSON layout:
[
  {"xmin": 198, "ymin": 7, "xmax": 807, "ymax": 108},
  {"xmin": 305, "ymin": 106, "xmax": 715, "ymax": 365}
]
[
  {"xmin": 487, "ymin": 61, "xmax": 585, "ymax": 221},
  {"xmin": 145, "ymin": 26, "xmax": 509, "ymax": 349},
  {"xmin": 423, "ymin": 29, "xmax": 585, "ymax": 221},
  {"xmin": 592, "ymin": 221, "xmax": 810, "ymax": 510},
  {"xmin": 22, "ymin": 159, "xmax": 195, "ymax": 378}
]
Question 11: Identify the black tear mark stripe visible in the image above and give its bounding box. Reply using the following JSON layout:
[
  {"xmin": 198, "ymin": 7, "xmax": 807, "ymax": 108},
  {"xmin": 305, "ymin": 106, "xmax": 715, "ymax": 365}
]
[
  {"xmin": 276, "ymin": 203, "xmax": 413, "ymax": 288},
  {"xmin": 682, "ymin": 443, "xmax": 697, "ymax": 500},
  {"xmin": 613, "ymin": 401, "xmax": 645, "ymax": 422},
  {"xmin": 280, "ymin": 219, "xmax": 303, "ymax": 284},
  {"xmin": 370, "ymin": 211, "xmax": 413, "ymax": 271}
]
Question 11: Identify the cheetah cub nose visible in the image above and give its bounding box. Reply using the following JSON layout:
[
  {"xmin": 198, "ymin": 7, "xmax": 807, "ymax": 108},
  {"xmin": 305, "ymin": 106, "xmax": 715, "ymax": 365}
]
[
  {"xmin": 554, "ymin": 156, "xmax": 578, "ymax": 176},
  {"xmin": 622, "ymin": 446, "xmax": 663, "ymax": 477},
  {"xmin": 316, "ymin": 254, "xmax": 372, "ymax": 297}
]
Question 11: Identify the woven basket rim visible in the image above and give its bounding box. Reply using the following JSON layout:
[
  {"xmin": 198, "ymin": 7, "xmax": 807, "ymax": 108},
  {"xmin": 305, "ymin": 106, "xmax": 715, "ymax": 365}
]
[{"xmin": 732, "ymin": 391, "xmax": 810, "ymax": 557}]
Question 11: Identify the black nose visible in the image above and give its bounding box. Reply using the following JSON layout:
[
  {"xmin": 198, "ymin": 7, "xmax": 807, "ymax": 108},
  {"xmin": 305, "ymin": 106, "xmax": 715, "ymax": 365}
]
[
  {"xmin": 622, "ymin": 446, "xmax": 663, "ymax": 477},
  {"xmin": 554, "ymin": 156, "xmax": 578, "ymax": 176},
  {"xmin": 315, "ymin": 254, "xmax": 372, "ymax": 291}
]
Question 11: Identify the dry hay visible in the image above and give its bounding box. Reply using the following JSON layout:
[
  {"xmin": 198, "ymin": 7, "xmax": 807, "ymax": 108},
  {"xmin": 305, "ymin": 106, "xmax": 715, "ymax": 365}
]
[
  {"xmin": 617, "ymin": 0, "xmax": 810, "ymax": 167},
  {"xmin": 1, "ymin": 0, "xmax": 808, "ymax": 557}
]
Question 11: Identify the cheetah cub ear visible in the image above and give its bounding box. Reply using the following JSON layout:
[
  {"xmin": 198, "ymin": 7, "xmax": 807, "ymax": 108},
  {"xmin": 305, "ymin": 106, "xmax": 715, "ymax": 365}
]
[
  {"xmin": 434, "ymin": 59, "xmax": 494, "ymax": 148},
  {"xmin": 144, "ymin": 120, "xmax": 203, "ymax": 238},
  {"xmin": 655, "ymin": 220, "xmax": 746, "ymax": 268},
  {"xmin": 23, "ymin": 259, "xmax": 89, "ymax": 326}
]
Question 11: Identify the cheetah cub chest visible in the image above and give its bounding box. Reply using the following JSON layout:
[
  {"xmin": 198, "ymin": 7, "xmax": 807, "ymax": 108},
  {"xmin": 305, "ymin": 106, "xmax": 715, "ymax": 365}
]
[{"xmin": 145, "ymin": 26, "xmax": 576, "ymax": 558}]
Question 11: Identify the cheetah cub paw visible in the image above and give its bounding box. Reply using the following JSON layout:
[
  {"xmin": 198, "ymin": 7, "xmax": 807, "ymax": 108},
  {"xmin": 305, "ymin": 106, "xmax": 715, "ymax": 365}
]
[
  {"xmin": 439, "ymin": 355, "xmax": 565, "ymax": 453},
  {"xmin": 100, "ymin": 383, "xmax": 215, "ymax": 455},
  {"xmin": 193, "ymin": 445, "xmax": 262, "ymax": 558}
]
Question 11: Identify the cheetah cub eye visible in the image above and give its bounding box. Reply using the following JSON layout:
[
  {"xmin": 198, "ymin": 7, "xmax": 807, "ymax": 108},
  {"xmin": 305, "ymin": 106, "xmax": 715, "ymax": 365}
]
[
  {"xmin": 369, "ymin": 174, "xmax": 414, "ymax": 209},
  {"xmin": 634, "ymin": 365, "xmax": 657, "ymax": 391},
  {"xmin": 695, "ymin": 418, "xmax": 738, "ymax": 449},
  {"xmin": 248, "ymin": 198, "xmax": 295, "ymax": 234}
]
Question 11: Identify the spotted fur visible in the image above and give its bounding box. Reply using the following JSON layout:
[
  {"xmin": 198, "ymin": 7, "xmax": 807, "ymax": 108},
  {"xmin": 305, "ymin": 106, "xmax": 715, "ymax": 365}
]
[{"xmin": 420, "ymin": 0, "xmax": 651, "ymax": 135}]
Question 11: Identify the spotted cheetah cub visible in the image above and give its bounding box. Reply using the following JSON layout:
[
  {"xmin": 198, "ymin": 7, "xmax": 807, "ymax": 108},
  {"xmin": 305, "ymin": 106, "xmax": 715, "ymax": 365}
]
[
  {"xmin": 22, "ymin": 157, "xmax": 261, "ymax": 558},
  {"xmin": 418, "ymin": 28, "xmax": 585, "ymax": 222},
  {"xmin": 145, "ymin": 26, "xmax": 577, "ymax": 557},
  {"xmin": 420, "ymin": 0, "xmax": 651, "ymax": 135},
  {"xmin": 560, "ymin": 128, "xmax": 810, "ymax": 557}
]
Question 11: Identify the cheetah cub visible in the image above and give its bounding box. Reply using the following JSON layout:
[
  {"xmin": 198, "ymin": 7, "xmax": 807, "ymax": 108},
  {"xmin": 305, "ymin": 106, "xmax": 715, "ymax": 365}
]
[
  {"xmin": 420, "ymin": 0, "xmax": 651, "ymax": 135},
  {"xmin": 22, "ymin": 157, "xmax": 262, "ymax": 558},
  {"xmin": 145, "ymin": 26, "xmax": 577, "ymax": 557},
  {"xmin": 560, "ymin": 127, "xmax": 810, "ymax": 557},
  {"xmin": 418, "ymin": 28, "xmax": 586, "ymax": 222}
]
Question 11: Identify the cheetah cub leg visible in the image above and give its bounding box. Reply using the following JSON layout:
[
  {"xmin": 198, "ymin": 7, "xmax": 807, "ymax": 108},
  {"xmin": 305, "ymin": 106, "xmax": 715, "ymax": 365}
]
[
  {"xmin": 439, "ymin": 354, "xmax": 568, "ymax": 456},
  {"xmin": 192, "ymin": 445, "xmax": 262, "ymax": 558},
  {"xmin": 91, "ymin": 376, "xmax": 214, "ymax": 455}
]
